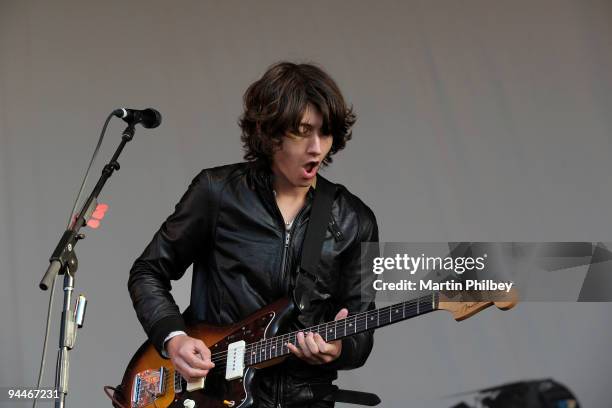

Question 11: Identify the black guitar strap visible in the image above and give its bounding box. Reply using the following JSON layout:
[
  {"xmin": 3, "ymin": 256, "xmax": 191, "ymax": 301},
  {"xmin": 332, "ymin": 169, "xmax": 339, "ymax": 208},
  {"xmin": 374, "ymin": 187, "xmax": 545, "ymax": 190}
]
[
  {"xmin": 295, "ymin": 176, "xmax": 381, "ymax": 406},
  {"xmin": 299, "ymin": 175, "xmax": 336, "ymax": 275},
  {"xmin": 292, "ymin": 176, "xmax": 335, "ymax": 313}
]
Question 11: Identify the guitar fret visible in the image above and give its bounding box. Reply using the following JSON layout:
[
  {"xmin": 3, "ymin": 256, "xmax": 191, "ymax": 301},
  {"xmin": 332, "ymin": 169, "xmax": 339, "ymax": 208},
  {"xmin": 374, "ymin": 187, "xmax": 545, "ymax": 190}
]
[
  {"xmin": 279, "ymin": 335, "xmax": 284, "ymax": 356},
  {"xmin": 272, "ymin": 337, "xmax": 276, "ymax": 357},
  {"xmin": 286, "ymin": 333, "xmax": 290, "ymax": 354},
  {"xmin": 242, "ymin": 294, "xmax": 439, "ymax": 368},
  {"xmin": 262, "ymin": 339, "xmax": 266, "ymax": 361}
]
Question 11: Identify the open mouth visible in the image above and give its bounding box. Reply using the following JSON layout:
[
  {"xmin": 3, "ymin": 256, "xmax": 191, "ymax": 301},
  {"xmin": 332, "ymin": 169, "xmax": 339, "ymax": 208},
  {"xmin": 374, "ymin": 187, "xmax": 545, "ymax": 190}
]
[
  {"xmin": 304, "ymin": 161, "xmax": 319, "ymax": 172},
  {"xmin": 302, "ymin": 160, "xmax": 320, "ymax": 178}
]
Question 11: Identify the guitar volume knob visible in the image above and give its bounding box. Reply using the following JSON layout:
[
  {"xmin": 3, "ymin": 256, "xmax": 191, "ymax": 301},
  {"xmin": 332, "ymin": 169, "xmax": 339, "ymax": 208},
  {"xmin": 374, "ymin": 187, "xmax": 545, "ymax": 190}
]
[{"xmin": 183, "ymin": 399, "xmax": 196, "ymax": 408}]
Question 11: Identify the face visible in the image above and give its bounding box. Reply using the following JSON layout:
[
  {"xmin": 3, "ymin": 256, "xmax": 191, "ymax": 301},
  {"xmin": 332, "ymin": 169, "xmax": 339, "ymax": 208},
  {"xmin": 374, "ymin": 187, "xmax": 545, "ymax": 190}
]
[{"xmin": 271, "ymin": 105, "xmax": 333, "ymax": 189}]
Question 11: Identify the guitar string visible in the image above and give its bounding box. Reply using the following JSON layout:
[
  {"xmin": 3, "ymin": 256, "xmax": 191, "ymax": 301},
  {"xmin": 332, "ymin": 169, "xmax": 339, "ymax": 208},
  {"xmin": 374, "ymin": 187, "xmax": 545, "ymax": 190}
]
[
  {"xmin": 208, "ymin": 296, "xmax": 434, "ymax": 370},
  {"xmin": 208, "ymin": 294, "xmax": 433, "ymax": 362},
  {"xmin": 136, "ymin": 295, "xmax": 437, "ymax": 397},
  {"xmin": 198, "ymin": 295, "xmax": 433, "ymax": 369}
]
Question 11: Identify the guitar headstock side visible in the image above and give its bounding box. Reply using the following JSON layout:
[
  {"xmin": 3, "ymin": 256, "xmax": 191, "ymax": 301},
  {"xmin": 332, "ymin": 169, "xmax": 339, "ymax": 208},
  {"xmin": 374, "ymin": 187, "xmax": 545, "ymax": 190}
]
[{"xmin": 437, "ymin": 289, "xmax": 518, "ymax": 321}]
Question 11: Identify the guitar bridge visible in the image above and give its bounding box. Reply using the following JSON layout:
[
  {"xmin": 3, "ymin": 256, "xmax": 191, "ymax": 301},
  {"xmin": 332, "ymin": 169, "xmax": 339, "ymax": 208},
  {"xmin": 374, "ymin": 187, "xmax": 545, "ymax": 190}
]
[{"xmin": 132, "ymin": 367, "xmax": 166, "ymax": 408}]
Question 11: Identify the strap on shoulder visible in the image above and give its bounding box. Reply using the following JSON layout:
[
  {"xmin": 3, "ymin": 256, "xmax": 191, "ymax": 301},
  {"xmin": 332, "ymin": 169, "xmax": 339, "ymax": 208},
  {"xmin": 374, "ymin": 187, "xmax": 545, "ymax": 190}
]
[{"xmin": 299, "ymin": 176, "xmax": 336, "ymax": 275}]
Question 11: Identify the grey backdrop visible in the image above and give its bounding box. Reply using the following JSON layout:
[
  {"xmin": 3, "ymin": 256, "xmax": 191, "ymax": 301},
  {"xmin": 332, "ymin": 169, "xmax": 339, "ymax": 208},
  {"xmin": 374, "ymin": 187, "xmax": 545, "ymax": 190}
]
[{"xmin": 2, "ymin": 0, "xmax": 612, "ymax": 407}]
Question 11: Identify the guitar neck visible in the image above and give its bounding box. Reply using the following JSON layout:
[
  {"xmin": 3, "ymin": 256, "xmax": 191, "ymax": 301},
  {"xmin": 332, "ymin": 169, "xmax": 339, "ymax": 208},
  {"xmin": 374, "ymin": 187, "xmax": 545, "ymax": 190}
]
[{"xmin": 246, "ymin": 292, "xmax": 439, "ymax": 367}]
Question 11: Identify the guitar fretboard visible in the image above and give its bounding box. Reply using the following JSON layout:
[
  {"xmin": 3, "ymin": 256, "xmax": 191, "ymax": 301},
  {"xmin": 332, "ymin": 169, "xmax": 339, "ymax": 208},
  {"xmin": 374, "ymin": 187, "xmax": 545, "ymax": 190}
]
[{"xmin": 245, "ymin": 292, "xmax": 438, "ymax": 366}]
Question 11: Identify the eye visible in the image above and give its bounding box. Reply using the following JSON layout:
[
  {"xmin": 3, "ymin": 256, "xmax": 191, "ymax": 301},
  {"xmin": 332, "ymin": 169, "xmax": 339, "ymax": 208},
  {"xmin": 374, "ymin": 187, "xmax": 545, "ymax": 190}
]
[{"xmin": 299, "ymin": 125, "xmax": 313, "ymax": 136}]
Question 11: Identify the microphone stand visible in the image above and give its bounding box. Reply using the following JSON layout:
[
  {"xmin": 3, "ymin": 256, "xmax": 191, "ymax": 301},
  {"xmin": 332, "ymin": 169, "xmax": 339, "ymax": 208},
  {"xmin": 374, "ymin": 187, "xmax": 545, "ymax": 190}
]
[{"xmin": 39, "ymin": 124, "xmax": 136, "ymax": 408}]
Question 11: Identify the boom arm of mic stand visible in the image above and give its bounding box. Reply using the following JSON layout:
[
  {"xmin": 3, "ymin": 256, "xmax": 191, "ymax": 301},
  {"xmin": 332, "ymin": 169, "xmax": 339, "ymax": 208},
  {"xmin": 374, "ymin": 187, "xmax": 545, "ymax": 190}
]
[{"xmin": 39, "ymin": 124, "xmax": 135, "ymax": 290}]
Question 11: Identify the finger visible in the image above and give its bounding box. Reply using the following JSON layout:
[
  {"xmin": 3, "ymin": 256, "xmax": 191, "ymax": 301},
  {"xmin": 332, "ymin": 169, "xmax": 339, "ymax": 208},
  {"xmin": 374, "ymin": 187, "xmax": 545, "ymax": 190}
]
[
  {"xmin": 181, "ymin": 347, "xmax": 215, "ymax": 370},
  {"xmin": 194, "ymin": 340, "xmax": 212, "ymax": 360},
  {"xmin": 290, "ymin": 339, "xmax": 319, "ymax": 364},
  {"xmin": 314, "ymin": 333, "xmax": 333, "ymax": 355},
  {"xmin": 314, "ymin": 333, "xmax": 341, "ymax": 363},
  {"xmin": 287, "ymin": 342, "xmax": 303, "ymax": 358},
  {"xmin": 334, "ymin": 308, "xmax": 349, "ymax": 321},
  {"xmin": 186, "ymin": 353, "xmax": 215, "ymax": 370},
  {"xmin": 175, "ymin": 358, "xmax": 209, "ymax": 380},
  {"xmin": 304, "ymin": 332, "xmax": 322, "ymax": 359},
  {"xmin": 297, "ymin": 332, "xmax": 313, "ymax": 359}
]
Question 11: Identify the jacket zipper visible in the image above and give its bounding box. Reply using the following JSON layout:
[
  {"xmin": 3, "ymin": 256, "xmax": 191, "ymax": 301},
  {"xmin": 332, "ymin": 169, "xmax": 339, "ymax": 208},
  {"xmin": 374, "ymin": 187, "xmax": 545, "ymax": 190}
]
[
  {"xmin": 270, "ymin": 187, "xmax": 310, "ymax": 408},
  {"xmin": 280, "ymin": 230, "xmax": 291, "ymax": 284},
  {"xmin": 276, "ymin": 211, "xmax": 308, "ymax": 408},
  {"xmin": 277, "ymin": 203, "xmax": 308, "ymax": 293},
  {"xmin": 276, "ymin": 365, "xmax": 285, "ymax": 408},
  {"xmin": 276, "ymin": 227, "xmax": 291, "ymax": 408}
]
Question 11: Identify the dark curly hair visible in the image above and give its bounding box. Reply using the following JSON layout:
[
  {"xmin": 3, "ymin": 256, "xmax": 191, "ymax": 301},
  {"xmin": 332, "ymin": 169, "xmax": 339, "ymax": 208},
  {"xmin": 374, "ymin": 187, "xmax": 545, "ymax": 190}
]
[{"xmin": 239, "ymin": 62, "xmax": 356, "ymax": 167}]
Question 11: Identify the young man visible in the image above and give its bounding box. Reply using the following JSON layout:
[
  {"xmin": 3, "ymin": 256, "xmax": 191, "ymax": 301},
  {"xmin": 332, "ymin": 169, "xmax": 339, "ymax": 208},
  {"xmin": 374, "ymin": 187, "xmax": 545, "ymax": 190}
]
[{"xmin": 128, "ymin": 62, "xmax": 379, "ymax": 407}]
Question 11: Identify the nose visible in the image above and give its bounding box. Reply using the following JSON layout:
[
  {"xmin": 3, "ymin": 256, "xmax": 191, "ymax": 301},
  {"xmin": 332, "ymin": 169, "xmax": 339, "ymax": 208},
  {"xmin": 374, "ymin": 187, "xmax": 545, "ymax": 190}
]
[{"xmin": 306, "ymin": 133, "xmax": 323, "ymax": 155}]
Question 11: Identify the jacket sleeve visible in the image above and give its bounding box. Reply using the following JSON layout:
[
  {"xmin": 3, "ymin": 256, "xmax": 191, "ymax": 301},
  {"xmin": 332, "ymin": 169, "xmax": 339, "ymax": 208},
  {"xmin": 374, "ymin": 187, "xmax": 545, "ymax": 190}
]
[
  {"xmin": 128, "ymin": 170, "xmax": 210, "ymax": 355},
  {"xmin": 327, "ymin": 206, "xmax": 379, "ymax": 370}
]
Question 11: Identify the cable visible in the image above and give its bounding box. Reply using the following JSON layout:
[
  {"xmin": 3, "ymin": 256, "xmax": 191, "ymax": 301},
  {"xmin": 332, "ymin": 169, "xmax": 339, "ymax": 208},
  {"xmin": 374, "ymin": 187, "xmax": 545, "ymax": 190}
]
[
  {"xmin": 65, "ymin": 112, "xmax": 114, "ymax": 229},
  {"xmin": 33, "ymin": 111, "xmax": 115, "ymax": 407},
  {"xmin": 32, "ymin": 275, "xmax": 56, "ymax": 408}
]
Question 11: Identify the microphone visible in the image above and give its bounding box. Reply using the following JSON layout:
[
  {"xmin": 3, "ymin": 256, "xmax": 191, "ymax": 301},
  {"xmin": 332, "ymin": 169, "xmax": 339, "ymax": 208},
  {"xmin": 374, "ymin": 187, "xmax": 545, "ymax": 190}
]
[{"xmin": 113, "ymin": 108, "xmax": 162, "ymax": 129}]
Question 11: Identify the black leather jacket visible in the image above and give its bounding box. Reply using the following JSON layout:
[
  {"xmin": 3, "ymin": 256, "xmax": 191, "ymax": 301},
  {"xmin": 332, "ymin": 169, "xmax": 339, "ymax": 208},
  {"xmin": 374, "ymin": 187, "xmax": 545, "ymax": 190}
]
[{"xmin": 128, "ymin": 162, "xmax": 379, "ymax": 407}]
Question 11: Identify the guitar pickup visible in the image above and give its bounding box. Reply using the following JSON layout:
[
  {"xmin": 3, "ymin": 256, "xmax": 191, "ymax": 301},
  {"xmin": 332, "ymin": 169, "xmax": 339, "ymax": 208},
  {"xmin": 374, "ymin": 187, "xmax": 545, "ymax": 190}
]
[{"xmin": 225, "ymin": 340, "xmax": 246, "ymax": 380}]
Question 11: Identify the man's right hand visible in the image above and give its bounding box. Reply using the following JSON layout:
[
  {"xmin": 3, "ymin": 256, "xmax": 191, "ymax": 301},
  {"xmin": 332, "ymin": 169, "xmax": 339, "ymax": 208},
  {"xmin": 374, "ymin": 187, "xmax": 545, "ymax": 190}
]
[{"xmin": 166, "ymin": 335, "xmax": 215, "ymax": 382}]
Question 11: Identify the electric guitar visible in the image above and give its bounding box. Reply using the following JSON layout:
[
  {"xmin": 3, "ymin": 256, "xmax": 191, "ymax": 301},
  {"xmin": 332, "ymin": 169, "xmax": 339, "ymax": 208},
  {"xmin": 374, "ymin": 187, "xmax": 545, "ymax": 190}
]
[{"xmin": 107, "ymin": 291, "xmax": 517, "ymax": 408}]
